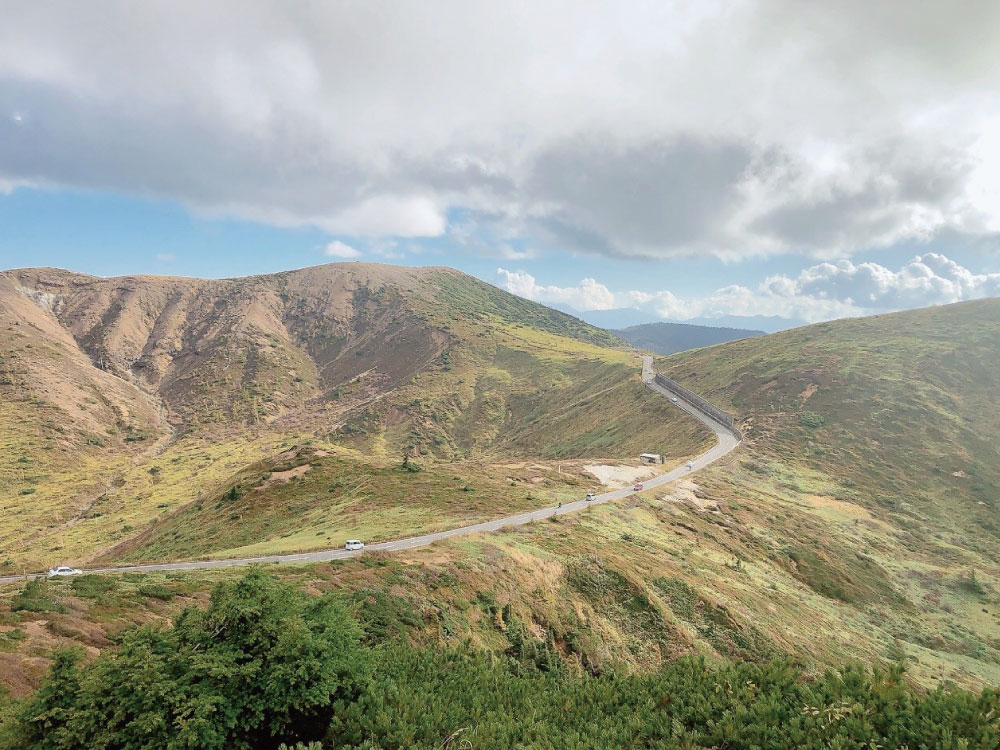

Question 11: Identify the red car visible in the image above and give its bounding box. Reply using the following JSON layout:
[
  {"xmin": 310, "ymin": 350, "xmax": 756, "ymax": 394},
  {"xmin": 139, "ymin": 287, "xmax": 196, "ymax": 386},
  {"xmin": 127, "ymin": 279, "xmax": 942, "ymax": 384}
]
[{"xmin": 633, "ymin": 483, "xmax": 643, "ymax": 491}]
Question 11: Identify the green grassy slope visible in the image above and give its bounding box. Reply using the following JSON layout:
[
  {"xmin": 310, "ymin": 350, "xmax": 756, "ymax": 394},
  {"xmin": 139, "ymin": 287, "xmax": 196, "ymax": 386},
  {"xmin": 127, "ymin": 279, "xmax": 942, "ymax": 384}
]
[
  {"xmin": 658, "ymin": 299, "xmax": 1000, "ymax": 548},
  {"xmin": 651, "ymin": 298, "xmax": 1000, "ymax": 685}
]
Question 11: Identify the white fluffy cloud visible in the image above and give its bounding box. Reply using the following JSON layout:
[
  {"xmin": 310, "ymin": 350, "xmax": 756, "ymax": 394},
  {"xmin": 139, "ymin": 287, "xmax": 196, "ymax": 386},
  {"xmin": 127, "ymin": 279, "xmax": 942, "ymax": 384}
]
[
  {"xmin": 764, "ymin": 253, "xmax": 1000, "ymax": 309},
  {"xmin": 496, "ymin": 269, "xmax": 617, "ymax": 310},
  {"xmin": 498, "ymin": 253, "xmax": 1000, "ymax": 323},
  {"xmin": 323, "ymin": 240, "xmax": 361, "ymax": 259},
  {"xmin": 2, "ymin": 2, "xmax": 1000, "ymax": 257}
]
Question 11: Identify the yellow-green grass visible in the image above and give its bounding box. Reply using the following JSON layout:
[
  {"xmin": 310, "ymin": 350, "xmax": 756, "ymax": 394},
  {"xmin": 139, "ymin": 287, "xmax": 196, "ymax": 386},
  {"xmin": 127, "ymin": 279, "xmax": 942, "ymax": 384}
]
[
  {"xmin": 107, "ymin": 446, "xmax": 615, "ymax": 563},
  {"xmin": 4, "ymin": 463, "xmax": 996, "ymax": 700},
  {"xmin": 340, "ymin": 325, "xmax": 710, "ymax": 462},
  {"xmin": 0, "ymin": 431, "xmax": 311, "ymax": 572}
]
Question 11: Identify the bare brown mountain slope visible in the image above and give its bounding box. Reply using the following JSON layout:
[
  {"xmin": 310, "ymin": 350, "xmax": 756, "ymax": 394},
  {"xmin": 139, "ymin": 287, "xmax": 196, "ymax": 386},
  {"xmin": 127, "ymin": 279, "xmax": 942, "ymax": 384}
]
[{"xmin": 4, "ymin": 264, "xmax": 459, "ymax": 429}]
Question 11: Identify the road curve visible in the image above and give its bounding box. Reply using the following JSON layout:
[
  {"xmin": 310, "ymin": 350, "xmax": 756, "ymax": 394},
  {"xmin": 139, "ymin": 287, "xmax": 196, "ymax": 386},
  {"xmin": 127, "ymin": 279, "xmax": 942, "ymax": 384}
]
[{"xmin": 0, "ymin": 356, "xmax": 740, "ymax": 585}]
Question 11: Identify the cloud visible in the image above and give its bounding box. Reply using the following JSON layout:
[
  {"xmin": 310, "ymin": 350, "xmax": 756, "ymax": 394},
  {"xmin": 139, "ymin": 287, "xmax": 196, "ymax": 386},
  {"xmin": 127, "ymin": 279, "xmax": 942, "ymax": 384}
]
[
  {"xmin": 497, "ymin": 253, "xmax": 1000, "ymax": 323},
  {"xmin": 323, "ymin": 240, "xmax": 361, "ymax": 258},
  {"xmin": 2, "ymin": 2, "xmax": 1000, "ymax": 256},
  {"xmin": 763, "ymin": 253, "xmax": 1000, "ymax": 309},
  {"xmin": 495, "ymin": 268, "xmax": 616, "ymax": 310},
  {"xmin": 320, "ymin": 195, "xmax": 446, "ymax": 238}
]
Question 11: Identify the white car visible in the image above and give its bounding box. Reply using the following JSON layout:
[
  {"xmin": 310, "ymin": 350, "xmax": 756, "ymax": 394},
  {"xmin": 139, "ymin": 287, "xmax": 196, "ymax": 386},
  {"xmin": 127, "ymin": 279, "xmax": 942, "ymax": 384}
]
[
  {"xmin": 670, "ymin": 396, "xmax": 679, "ymax": 402},
  {"xmin": 47, "ymin": 566, "xmax": 82, "ymax": 578},
  {"xmin": 344, "ymin": 540, "xmax": 365, "ymax": 551},
  {"xmin": 686, "ymin": 461, "xmax": 694, "ymax": 470},
  {"xmin": 585, "ymin": 493, "xmax": 597, "ymax": 502}
]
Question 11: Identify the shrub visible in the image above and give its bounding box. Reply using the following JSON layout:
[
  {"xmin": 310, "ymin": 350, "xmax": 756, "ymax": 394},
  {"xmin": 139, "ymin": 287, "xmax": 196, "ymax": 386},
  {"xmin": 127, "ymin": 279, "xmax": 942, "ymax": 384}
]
[
  {"xmin": 70, "ymin": 575, "xmax": 117, "ymax": 600},
  {"xmin": 954, "ymin": 569, "xmax": 987, "ymax": 597},
  {"xmin": 799, "ymin": 411, "xmax": 826, "ymax": 429},
  {"xmin": 7, "ymin": 574, "xmax": 999, "ymax": 750},
  {"xmin": 0, "ymin": 628, "xmax": 28, "ymax": 652},
  {"xmin": 137, "ymin": 583, "xmax": 175, "ymax": 601},
  {"xmin": 11, "ymin": 578, "xmax": 66, "ymax": 614},
  {"xmin": 222, "ymin": 485, "xmax": 244, "ymax": 503},
  {"xmin": 9, "ymin": 570, "xmax": 368, "ymax": 750}
]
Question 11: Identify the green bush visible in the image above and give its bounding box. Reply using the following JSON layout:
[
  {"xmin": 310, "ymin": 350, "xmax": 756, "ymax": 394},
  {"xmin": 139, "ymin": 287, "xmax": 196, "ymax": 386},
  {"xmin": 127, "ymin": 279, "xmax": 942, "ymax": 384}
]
[
  {"xmin": 331, "ymin": 648, "xmax": 1000, "ymax": 749},
  {"xmin": 222, "ymin": 484, "xmax": 245, "ymax": 502},
  {"xmin": 4, "ymin": 571, "xmax": 998, "ymax": 750},
  {"xmin": 70, "ymin": 575, "xmax": 116, "ymax": 600},
  {"xmin": 799, "ymin": 411, "xmax": 826, "ymax": 429},
  {"xmin": 954, "ymin": 569, "xmax": 988, "ymax": 597},
  {"xmin": 8, "ymin": 569, "xmax": 367, "ymax": 750},
  {"xmin": 11, "ymin": 579, "xmax": 66, "ymax": 614},
  {"xmin": 0, "ymin": 628, "xmax": 28, "ymax": 652},
  {"xmin": 136, "ymin": 583, "xmax": 175, "ymax": 601}
]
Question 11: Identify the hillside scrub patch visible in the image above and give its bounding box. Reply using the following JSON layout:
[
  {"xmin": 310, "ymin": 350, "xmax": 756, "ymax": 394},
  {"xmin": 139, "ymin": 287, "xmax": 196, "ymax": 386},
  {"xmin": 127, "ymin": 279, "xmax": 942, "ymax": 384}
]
[
  {"xmin": 0, "ymin": 628, "xmax": 28, "ymax": 652},
  {"xmin": 652, "ymin": 577, "xmax": 776, "ymax": 662},
  {"xmin": 69, "ymin": 575, "xmax": 117, "ymax": 600},
  {"xmin": 799, "ymin": 411, "xmax": 825, "ymax": 429},
  {"xmin": 6, "ymin": 570, "xmax": 997, "ymax": 749},
  {"xmin": 953, "ymin": 569, "xmax": 988, "ymax": 598},
  {"xmin": 5, "ymin": 569, "xmax": 367, "ymax": 750},
  {"xmin": 11, "ymin": 579, "xmax": 66, "ymax": 614},
  {"xmin": 136, "ymin": 583, "xmax": 175, "ymax": 601}
]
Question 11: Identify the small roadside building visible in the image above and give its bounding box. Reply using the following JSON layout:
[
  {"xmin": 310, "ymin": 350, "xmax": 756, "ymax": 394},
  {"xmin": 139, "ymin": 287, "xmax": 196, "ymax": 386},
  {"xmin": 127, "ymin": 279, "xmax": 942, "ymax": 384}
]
[{"xmin": 640, "ymin": 453, "xmax": 664, "ymax": 465}]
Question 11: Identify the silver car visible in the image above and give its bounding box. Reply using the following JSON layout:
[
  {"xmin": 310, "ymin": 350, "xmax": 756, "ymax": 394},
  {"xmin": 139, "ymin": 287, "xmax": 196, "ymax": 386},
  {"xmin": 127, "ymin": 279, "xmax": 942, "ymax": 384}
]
[{"xmin": 47, "ymin": 566, "xmax": 82, "ymax": 578}]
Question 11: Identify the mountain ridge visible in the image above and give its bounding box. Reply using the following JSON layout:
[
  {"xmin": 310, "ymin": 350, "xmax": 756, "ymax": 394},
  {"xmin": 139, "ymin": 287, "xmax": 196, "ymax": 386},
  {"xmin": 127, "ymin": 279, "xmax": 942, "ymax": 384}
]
[{"xmin": 614, "ymin": 320, "xmax": 764, "ymax": 355}]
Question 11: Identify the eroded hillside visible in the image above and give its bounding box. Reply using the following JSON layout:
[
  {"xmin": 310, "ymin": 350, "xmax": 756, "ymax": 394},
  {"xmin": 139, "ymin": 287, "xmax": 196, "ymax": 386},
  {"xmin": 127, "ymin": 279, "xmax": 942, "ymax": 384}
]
[{"xmin": 0, "ymin": 263, "xmax": 708, "ymax": 570}]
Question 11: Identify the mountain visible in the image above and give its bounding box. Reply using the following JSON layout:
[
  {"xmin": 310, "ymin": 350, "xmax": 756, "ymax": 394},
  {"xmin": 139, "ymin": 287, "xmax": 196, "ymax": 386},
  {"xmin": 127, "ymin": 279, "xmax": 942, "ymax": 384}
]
[
  {"xmin": 678, "ymin": 314, "xmax": 806, "ymax": 332},
  {"xmin": 652, "ymin": 298, "xmax": 1000, "ymax": 685},
  {"xmin": 4, "ymin": 276, "xmax": 1000, "ymax": 698},
  {"xmin": 554, "ymin": 306, "xmax": 662, "ymax": 329},
  {"xmin": 552, "ymin": 305, "xmax": 805, "ymax": 333},
  {"xmin": 613, "ymin": 321, "xmax": 764, "ymax": 355},
  {"xmin": 0, "ymin": 263, "xmax": 709, "ymax": 570},
  {"xmin": 3, "ymin": 264, "xmax": 617, "ymax": 431}
]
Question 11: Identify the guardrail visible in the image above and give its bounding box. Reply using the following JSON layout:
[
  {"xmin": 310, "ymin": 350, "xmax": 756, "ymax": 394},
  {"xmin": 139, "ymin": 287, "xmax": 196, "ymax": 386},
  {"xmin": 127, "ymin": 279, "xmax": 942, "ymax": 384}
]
[{"xmin": 651, "ymin": 372, "xmax": 742, "ymax": 440}]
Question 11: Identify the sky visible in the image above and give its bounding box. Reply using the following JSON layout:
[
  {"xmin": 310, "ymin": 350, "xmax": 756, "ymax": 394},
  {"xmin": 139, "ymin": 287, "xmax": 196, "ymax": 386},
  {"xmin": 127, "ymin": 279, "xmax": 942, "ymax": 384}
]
[{"xmin": 2, "ymin": 1, "xmax": 1000, "ymax": 325}]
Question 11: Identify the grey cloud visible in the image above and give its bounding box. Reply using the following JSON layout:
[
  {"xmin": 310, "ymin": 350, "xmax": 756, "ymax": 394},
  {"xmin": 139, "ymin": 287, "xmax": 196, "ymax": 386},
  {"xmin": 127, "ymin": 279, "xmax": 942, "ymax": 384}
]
[
  {"xmin": 751, "ymin": 187, "xmax": 905, "ymax": 252},
  {"xmin": 523, "ymin": 136, "xmax": 752, "ymax": 257},
  {"xmin": 748, "ymin": 140, "xmax": 983, "ymax": 254},
  {"xmin": 1, "ymin": 1, "xmax": 1000, "ymax": 254}
]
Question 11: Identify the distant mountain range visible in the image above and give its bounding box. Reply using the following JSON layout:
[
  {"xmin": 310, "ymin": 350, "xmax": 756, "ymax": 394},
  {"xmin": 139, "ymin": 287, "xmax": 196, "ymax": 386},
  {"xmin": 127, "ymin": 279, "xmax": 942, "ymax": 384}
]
[
  {"xmin": 612, "ymin": 321, "xmax": 764, "ymax": 355},
  {"xmin": 552, "ymin": 305, "xmax": 805, "ymax": 333},
  {"xmin": 676, "ymin": 314, "xmax": 806, "ymax": 333}
]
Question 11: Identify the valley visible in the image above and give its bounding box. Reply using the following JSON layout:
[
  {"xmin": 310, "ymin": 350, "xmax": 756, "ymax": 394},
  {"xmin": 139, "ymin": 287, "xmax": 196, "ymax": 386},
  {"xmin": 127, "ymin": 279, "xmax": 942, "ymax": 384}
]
[
  {"xmin": 1, "ymin": 266, "xmax": 999, "ymax": 711},
  {"xmin": 0, "ymin": 264, "xmax": 707, "ymax": 570}
]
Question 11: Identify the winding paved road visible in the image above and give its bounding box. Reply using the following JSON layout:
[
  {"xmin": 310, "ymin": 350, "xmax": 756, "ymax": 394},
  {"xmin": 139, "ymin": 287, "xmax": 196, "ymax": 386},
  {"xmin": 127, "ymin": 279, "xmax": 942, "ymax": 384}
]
[{"xmin": 0, "ymin": 356, "xmax": 740, "ymax": 584}]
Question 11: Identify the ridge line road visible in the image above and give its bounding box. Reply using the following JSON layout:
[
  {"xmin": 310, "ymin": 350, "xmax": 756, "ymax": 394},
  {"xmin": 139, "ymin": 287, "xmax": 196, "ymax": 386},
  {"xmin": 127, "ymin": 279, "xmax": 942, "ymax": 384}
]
[{"xmin": 0, "ymin": 356, "xmax": 740, "ymax": 585}]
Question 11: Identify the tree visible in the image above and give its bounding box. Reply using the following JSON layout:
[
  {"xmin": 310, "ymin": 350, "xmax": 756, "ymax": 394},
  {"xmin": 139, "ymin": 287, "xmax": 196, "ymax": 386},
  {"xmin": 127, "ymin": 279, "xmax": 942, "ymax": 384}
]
[
  {"xmin": 8, "ymin": 649, "xmax": 83, "ymax": 750},
  {"xmin": 9, "ymin": 569, "xmax": 368, "ymax": 750}
]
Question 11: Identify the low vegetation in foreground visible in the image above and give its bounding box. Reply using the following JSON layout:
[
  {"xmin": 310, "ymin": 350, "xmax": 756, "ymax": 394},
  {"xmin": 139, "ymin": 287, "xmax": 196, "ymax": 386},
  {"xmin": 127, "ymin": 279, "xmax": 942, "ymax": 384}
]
[{"xmin": 2, "ymin": 570, "xmax": 997, "ymax": 750}]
